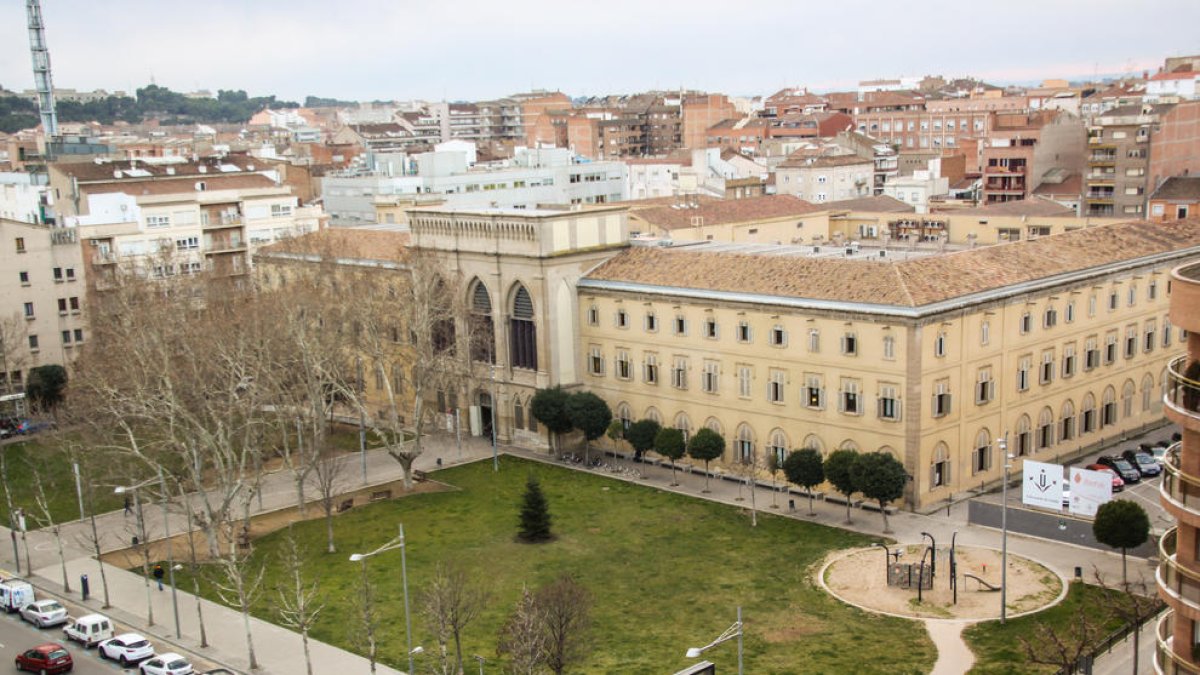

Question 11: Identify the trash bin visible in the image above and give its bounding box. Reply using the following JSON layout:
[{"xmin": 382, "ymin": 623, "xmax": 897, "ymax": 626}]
[
  {"xmin": 80, "ymin": 574, "xmax": 89, "ymax": 602},
  {"xmin": 788, "ymin": 499, "xmax": 795, "ymax": 511},
  {"xmin": 1074, "ymin": 566, "xmax": 1082, "ymax": 580}
]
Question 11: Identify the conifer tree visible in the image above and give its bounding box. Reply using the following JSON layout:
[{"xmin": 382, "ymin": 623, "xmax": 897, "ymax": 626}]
[{"xmin": 518, "ymin": 474, "xmax": 553, "ymax": 543}]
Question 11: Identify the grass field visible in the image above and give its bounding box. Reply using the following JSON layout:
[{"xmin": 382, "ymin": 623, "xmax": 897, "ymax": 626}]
[
  {"xmin": 0, "ymin": 437, "xmax": 124, "ymax": 526},
  {"xmin": 174, "ymin": 455, "xmax": 936, "ymax": 674},
  {"xmin": 963, "ymin": 582, "xmax": 1130, "ymax": 674}
]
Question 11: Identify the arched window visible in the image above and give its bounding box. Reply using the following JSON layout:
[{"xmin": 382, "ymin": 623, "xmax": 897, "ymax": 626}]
[
  {"xmin": 674, "ymin": 412, "xmax": 692, "ymax": 443},
  {"xmin": 839, "ymin": 439, "xmax": 860, "ymax": 452},
  {"xmin": 930, "ymin": 442, "xmax": 950, "ymax": 488},
  {"xmin": 1102, "ymin": 386, "xmax": 1117, "ymax": 426},
  {"xmin": 973, "ymin": 429, "xmax": 991, "ymax": 474},
  {"xmin": 645, "ymin": 406, "xmax": 661, "ymax": 425},
  {"xmin": 1060, "ymin": 399, "xmax": 1075, "ymax": 441},
  {"xmin": 767, "ymin": 429, "xmax": 789, "ymax": 466},
  {"xmin": 1082, "ymin": 393, "xmax": 1097, "ymax": 433},
  {"xmin": 802, "ymin": 434, "xmax": 825, "ymax": 455},
  {"xmin": 509, "ymin": 283, "xmax": 537, "ymax": 370},
  {"xmin": 1142, "ymin": 374, "xmax": 1156, "ymax": 412},
  {"xmin": 469, "ymin": 280, "xmax": 495, "ymax": 363},
  {"xmin": 1037, "ymin": 407, "xmax": 1055, "ymax": 450},
  {"xmin": 735, "ymin": 424, "xmax": 756, "ymax": 464},
  {"xmin": 1015, "ymin": 414, "xmax": 1032, "ymax": 456},
  {"xmin": 616, "ymin": 402, "xmax": 632, "ymax": 431},
  {"xmin": 705, "ymin": 417, "xmax": 724, "ymax": 437},
  {"xmin": 513, "ymin": 397, "xmax": 525, "ymax": 430},
  {"xmin": 1122, "ymin": 379, "xmax": 1136, "ymax": 418},
  {"xmin": 878, "ymin": 445, "xmax": 899, "ymax": 460}
]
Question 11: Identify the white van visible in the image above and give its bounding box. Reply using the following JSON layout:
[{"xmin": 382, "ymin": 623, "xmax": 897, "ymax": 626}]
[
  {"xmin": 63, "ymin": 613, "xmax": 114, "ymax": 647},
  {"xmin": 0, "ymin": 578, "xmax": 34, "ymax": 612}
]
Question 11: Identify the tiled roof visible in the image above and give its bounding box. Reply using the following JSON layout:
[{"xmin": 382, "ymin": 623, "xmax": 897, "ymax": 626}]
[
  {"xmin": 825, "ymin": 195, "xmax": 914, "ymax": 213},
  {"xmin": 777, "ymin": 154, "xmax": 872, "ymax": 169},
  {"xmin": 1151, "ymin": 176, "xmax": 1200, "ymax": 201},
  {"xmin": 1033, "ymin": 174, "xmax": 1082, "ymax": 197},
  {"xmin": 256, "ymin": 228, "xmax": 410, "ymax": 262},
  {"xmin": 54, "ymin": 155, "xmax": 261, "ymax": 182},
  {"xmin": 584, "ymin": 219, "xmax": 1200, "ymax": 308},
  {"xmin": 1151, "ymin": 71, "xmax": 1198, "ymax": 81},
  {"xmin": 80, "ymin": 173, "xmax": 278, "ymax": 196},
  {"xmin": 629, "ymin": 195, "xmax": 820, "ymax": 231},
  {"xmin": 951, "ymin": 197, "xmax": 1076, "ymax": 217}
]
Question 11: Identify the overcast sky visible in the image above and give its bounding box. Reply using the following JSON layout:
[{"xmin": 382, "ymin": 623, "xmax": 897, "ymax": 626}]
[{"xmin": 2, "ymin": 0, "xmax": 1198, "ymax": 102}]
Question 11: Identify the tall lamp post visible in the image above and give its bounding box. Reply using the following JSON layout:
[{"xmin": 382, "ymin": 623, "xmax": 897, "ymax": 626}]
[
  {"xmin": 114, "ymin": 477, "xmax": 162, "ymax": 630},
  {"xmin": 999, "ymin": 434, "xmax": 1011, "ymax": 625},
  {"xmin": 349, "ymin": 524, "xmax": 414, "ymax": 675},
  {"xmin": 490, "ymin": 363, "xmax": 499, "ymax": 472},
  {"xmin": 684, "ymin": 606, "xmax": 743, "ymax": 675}
]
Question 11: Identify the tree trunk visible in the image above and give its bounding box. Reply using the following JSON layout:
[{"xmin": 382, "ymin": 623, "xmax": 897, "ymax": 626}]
[
  {"xmin": 87, "ymin": 509, "xmax": 111, "ymax": 608},
  {"xmin": 324, "ymin": 505, "xmax": 336, "ymax": 554},
  {"xmin": 880, "ymin": 500, "xmax": 891, "ymax": 533},
  {"xmin": 241, "ymin": 594, "xmax": 259, "ymax": 670},
  {"xmin": 184, "ymin": 507, "xmax": 208, "ymax": 647},
  {"xmin": 53, "ymin": 525, "xmax": 70, "ymax": 592},
  {"xmin": 703, "ymin": 461, "xmax": 711, "ymax": 492},
  {"xmin": 1122, "ymin": 548, "xmax": 1128, "ymax": 586},
  {"xmin": 749, "ymin": 477, "xmax": 757, "ymax": 527},
  {"xmin": 453, "ymin": 629, "xmax": 465, "ymax": 675},
  {"xmin": 807, "ymin": 492, "xmax": 815, "ymax": 516},
  {"xmin": 844, "ymin": 495, "xmax": 852, "ymax": 524},
  {"xmin": 302, "ymin": 628, "xmax": 313, "ymax": 675},
  {"xmin": 669, "ymin": 460, "xmax": 677, "ymax": 486}
]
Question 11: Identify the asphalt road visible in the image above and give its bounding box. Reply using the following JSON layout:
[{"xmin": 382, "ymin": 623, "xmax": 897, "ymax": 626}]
[{"xmin": 0, "ymin": 608, "xmax": 138, "ymax": 674}]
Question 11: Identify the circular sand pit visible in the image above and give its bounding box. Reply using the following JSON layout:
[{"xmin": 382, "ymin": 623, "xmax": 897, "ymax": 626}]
[{"xmin": 819, "ymin": 544, "xmax": 1064, "ymax": 621}]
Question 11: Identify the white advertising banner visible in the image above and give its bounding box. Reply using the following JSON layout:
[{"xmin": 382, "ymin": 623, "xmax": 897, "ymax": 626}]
[
  {"xmin": 1068, "ymin": 466, "xmax": 1114, "ymax": 517},
  {"xmin": 1021, "ymin": 460, "xmax": 1064, "ymax": 510}
]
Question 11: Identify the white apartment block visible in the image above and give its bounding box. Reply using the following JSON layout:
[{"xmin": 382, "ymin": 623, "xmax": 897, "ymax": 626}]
[{"xmin": 774, "ymin": 155, "xmax": 874, "ymax": 204}]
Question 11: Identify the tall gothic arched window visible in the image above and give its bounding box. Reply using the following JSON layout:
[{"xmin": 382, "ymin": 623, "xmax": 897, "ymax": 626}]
[
  {"xmin": 509, "ymin": 284, "xmax": 537, "ymax": 370},
  {"xmin": 470, "ymin": 280, "xmax": 495, "ymax": 363}
]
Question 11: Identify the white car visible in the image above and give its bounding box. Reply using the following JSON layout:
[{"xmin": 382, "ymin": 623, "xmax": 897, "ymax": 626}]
[
  {"xmin": 19, "ymin": 599, "xmax": 68, "ymax": 628},
  {"xmin": 98, "ymin": 633, "xmax": 154, "ymax": 666},
  {"xmin": 139, "ymin": 652, "xmax": 194, "ymax": 675}
]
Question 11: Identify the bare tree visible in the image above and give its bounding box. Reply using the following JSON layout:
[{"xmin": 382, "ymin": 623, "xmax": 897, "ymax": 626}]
[
  {"xmin": 0, "ymin": 313, "xmax": 29, "ymax": 397},
  {"xmin": 26, "ymin": 458, "xmax": 70, "ymax": 593},
  {"xmin": 731, "ymin": 455, "xmax": 759, "ymax": 527},
  {"xmin": 309, "ymin": 450, "xmax": 347, "ymax": 554},
  {"xmin": 422, "ymin": 562, "xmax": 491, "ymax": 675},
  {"xmin": 537, "ymin": 576, "xmax": 592, "ymax": 675},
  {"xmin": 352, "ymin": 558, "xmax": 380, "ymax": 675},
  {"xmin": 210, "ymin": 550, "xmax": 266, "ymax": 671},
  {"xmin": 496, "ymin": 586, "xmax": 547, "ymax": 675},
  {"xmin": 1094, "ymin": 570, "xmax": 1165, "ymax": 675},
  {"xmin": 276, "ymin": 527, "xmax": 323, "ymax": 675},
  {"xmin": 178, "ymin": 495, "xmax": 209, "ymax": 648},
  {"xmin": 1018, "ymin": 586, "xmax": 1112, "ymax": 673}
]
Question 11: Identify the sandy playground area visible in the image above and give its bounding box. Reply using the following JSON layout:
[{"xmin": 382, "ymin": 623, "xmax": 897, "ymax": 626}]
[{"xmin": 821, "ymin": 544, "xmax": 1064, "ymax": 620}]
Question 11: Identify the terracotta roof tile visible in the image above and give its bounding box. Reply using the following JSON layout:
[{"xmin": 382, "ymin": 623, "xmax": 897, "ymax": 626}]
[
  {"xmin": 1151, "ymin": 176, "xmax": 1200, "ymax": 201},
  {"xmin": 584, "ymin": 219, "xmax": 1200, "ymax": 308},
  {"xmin": 949, "ymin": 197, "xmax": 1076, "ymax": 217},
  {"xmin": 826, "ymin": 195, "xmax": 914, "ymax": 213},
  {"xmin": 630, "ymin": 195, "xmax": 820, "ymax": 231},
  {"xmin": 256, "ymin": 228, "xmax": 410, "ymax": 262}
]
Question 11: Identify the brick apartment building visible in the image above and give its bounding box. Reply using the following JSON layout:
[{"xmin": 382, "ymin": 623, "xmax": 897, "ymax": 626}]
[
  {"xmin": 980, "ymin": 111, "xmax": 1085, "ymax": 204},
  {"xmin": 1149, "ymin": 101, "xmax": 1200, "ymax": 192},
  {"xmin": 1083, "ymin": 104, "xmax": 1168, "ymax": 218}
]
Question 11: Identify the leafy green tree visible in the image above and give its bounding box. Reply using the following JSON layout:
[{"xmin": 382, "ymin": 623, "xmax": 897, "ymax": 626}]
[
  {"xmin": 623, "ymin": 419, "xmax": 660, "ymax": 461},
  {"xmin": 517, "ymin": 474, "xmax": 553, "ymax": 543},
  {"xmin": 687, "ymin": 428, "xmax": 725, "ymax": 493},
  {"xmin": 605, "ymin": 419, "xmax": 624, "ymax": 448},
  {"xmin": 653, "ymin": 428, "xmax": 686, "ymax": 485},
  {"xmin": 823, "ymin": 449, "xmax": 860, "ymax": 524},
  {"xmin": 1093, "ymin": 500, "xmax": 1150, "ymax": 584},
  {"xmin": 783, "ymin": 448, "xmax": 825, "ymax": 515},
  {"xmin": 26, "ymin": 365, "xmax": 67, "ymax": 411},
  {"xmin": 565, "ymin": 392, "xmax": 611, "ymax": 465},
  {"xmin": 530, "ymin": 387, "xmax": 573, "ymax": 452},
  {"xmin": 850, "ymin": 452, "xmax": 907, "ymax": 533}
]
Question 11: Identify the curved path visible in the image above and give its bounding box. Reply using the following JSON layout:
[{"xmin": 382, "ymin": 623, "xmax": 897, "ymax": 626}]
[{"xmin": 927, "ymin": 621, "xmax": 975, "ymax": 675}]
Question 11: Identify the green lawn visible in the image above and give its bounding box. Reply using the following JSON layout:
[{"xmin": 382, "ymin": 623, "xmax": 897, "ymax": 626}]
[
  {"xmin": 0, "ymin": 438, "xmax": 124, "ymax": 526},
  {"xmin": 175, "ymin": 456, "xmax": 936, "ymax": 674},
  {"xmin": 964, "ymin": 582, "xmax": 1130, "ymax": 674}
]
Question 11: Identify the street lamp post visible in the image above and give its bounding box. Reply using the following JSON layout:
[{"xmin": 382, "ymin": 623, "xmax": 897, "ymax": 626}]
[
  {"xmin": 684, "ymin": 606, "xmax": 743, "ymax": 675},
  {"xmin": 114, "ymin": 480, "xmax": 153, "ymax": 627},
  {"xmin": 490, "ymin": 364, "xmax": 499, "ymax": 472},
  {"xmin": 156, "ymin": 467, "xmax": 181, "ymax": 638},
  {"xmin": 920, "ymin": 531, "xmax": 936, "ymax": 580},
  {"xmin": 999, "ymin": 434, "xmax": 1011, "ymax": 625},
  {"xmin": 472, "ymin": 654, "xmax": 486, "ymax": 675},
  {"xmin": 350, "ymin": 524, "xmax": 415, "ymax": 675}
]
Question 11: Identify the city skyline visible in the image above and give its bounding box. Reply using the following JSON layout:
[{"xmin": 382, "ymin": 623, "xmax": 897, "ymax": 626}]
[{"xmin": 0, "ymin": 0, "xmax": 1196, "ymax": 103}]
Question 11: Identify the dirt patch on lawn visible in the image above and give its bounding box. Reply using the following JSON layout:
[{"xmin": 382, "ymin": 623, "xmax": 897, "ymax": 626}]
[
  {"xmin": 821, "ymin": 545, "xmax": 1063, "ymax": 621},
  {"xmin": 101, "ymin": 477, "xmax": 450, "ymax": 569}
]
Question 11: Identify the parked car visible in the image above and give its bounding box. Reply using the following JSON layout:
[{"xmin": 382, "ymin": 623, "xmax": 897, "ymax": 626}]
[
  {"xmin": 0, "ymin": 578, "xmax": 37, "ymax": 612},
  {"xmin": 98, "ymin": 633, "xmax": 154, "ymax": 667},
  {"xmin": 62, "ymin": 613, "xmax": 115, "ymax": 647},
  {"xmin": 1121, "ymin": 449, "xmax": 1163, "ymax": 477},
  {"xmin": 1085, "ymin": 463, "xmax": 1126, "ymax": 492},
  {"xmin": 1096, "ymin": 455, "xmax": 1140, "ymax": 484},
  {"xmin": 138, "ymin": 652, "xmax": 194, "ymax": 675},
  {"xmin": 20, "ymin": 599, "xmax": 68, "ymax": 628},
  {"xmin": 0, "ymin": 417, "xmax": 28, "ymax": 436},
  {"xmin": 14, "ymin": 642, "xmax": 73, "ymax": 673},
  {"xmin": 1152, "ymin": 445, "xmax": 1170, "ymax": 465}
]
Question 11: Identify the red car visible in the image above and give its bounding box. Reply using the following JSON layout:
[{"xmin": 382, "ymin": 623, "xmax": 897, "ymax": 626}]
[
  {"xmin": 15, "ymin": 642, "xmax": 73, "ymax": 673},
  {"xmin": 1086, "ymin": 463, "xmax": 1126, "ymax": 492}
]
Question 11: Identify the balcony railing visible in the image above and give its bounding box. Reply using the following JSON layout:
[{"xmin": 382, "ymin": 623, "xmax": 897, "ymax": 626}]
[
  {"xmin": 1160, "ymin": 444, "xmax": 1200, "ymax": 514},
  {"xmin": 1156, "ymin": 611, "xmax": 1200, "ymax": 675},
  {"xmin": 1160, "ymin": 526, "xmax": 1200, "ymax": 615},
  {"xmin": 1166, "ymin": 355, "xmax": 1200, "ymax": 421}
]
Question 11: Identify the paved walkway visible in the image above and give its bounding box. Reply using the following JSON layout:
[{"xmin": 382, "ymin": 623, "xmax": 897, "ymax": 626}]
[
  {"xmin": 926, "ymin": 621, "xmax": 975, "ymax": 675},
  {"xmin": 0, "ymin": 423, "xmax": 1175, "ymax": 675}
]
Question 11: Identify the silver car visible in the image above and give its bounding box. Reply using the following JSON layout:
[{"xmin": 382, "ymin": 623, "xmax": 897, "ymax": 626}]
[
  {"xmin": 98, "ymin": 633, "xmax": 155, "ymax": 666},
  {"xmin": 19, "ymin": 600, "xmax": 67, "ymax": 628}
]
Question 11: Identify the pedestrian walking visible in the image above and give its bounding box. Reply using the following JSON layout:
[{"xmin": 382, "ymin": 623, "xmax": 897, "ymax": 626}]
[
  {"xmin": 153, "ymin": 563, "xmax": 164, "ymax": 591},
  {"xmin": 123, "ymin": 495, "xmax": 132, "ymax": 516}
]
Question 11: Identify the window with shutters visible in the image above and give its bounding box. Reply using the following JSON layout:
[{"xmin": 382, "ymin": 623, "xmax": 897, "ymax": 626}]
[
  {"xmin": 674, "ymin": 315, "xmax": 688, "ymax": 336},
  {"xmin": 1040, "ymin": 350, "xmax": 1055, "ymax": 385},
  {"xmin": 1144, "ymin": 320, "xmax": 1156, "ymax": 353},
  {"xmin": 736, "ymin": 321, "xmax": 751, "ymax": 343},
  {"xmin": 1164, "ymin": 317, "xmax": 1173, "ymax": 346},
  {"xmin": 932, "ymin": 380, "xmax": 951, "ymax": 417},
  {"xmin": 1038, "ymin": 408, "xmax": 1055, "ymax": 450},
  {"xmin": 1020, "ymin": 312, "xmax": 1032, "ymax": 334},
  {"xmin": 1043, "ymin": 306, "xmax": 1057, "ymax": 328},
  {"xmin": 842, "ymin": 332, "xmax": 858, "ymax": 356},
  {"xmin": 804, "ymin": 374, "xmax": 824, "ymax": 409},
  {"xmin": 1017, "ymin": 356, "xmax": 1031, "ymax": 392},
  {"xmin": 644, "ymin": 353, "xmax": 659, "ymax": 384},
  {"xmin": 1142, "ymin": 374, "xmax": 1155, "ymax": 412},
  {"xmin": 883, "ymin": 335, "xmax": 896, "ymax": 360},
  {"xmin": 930, "ymin": 443, "xmax": 950, "ymax": 488},
  {"xmin": 1085, "ymin": 336, "xmax": 1100, "ymax": 370},
  {"xmin": 674, "ymin": 413, "xmax": 692, "ymax": 443},
  {"xmin": 588, "ymin": 346, "xmax": 605, "ymax": 376},
  {"xmin": 1109, "ymin": 290, "xmax": 1119, "ymax": 311},
  {"xmin": 980, "ymin": 320, "xmax": 990, "ymax": 345},
  {"xmin": 1082, "ymin": 394, "xmax": 1097, "ymax": 433},
  {"xmin": 770, "ymin": 325, "xmax": 787, "ymax": 347},
  {"xmin": 615, "ymin": 349, "xmax": 631, "ymax": 380},
  {"xmin": 616, "ymin": 308, "xmax": 628, "ymax": 328},
  {"xmin": 1015, "ymin": 415, "xmax": 1032, "ymax": 456},
  {"xmin": 1124, "ymin": 325, "xmax": 1137, "ymax": 359},
  {"xmin": 617, "ymin": 403, "xmax": 632, "ymax": 431},
  {"xmin": 645, "ymin": 311, "xmax": 658, "ymax": 332},
  {"xmin": 768, "ymin": 430, "xmax": 788, "ymax": 467},
  {"xmin": 702, "ymin": 360, "xmax": 720, "ymax": 393},
  {"xmin": 808, "ymin": 329, "xmax": 820, "ymax": 352},
  {"xmin": 735, "ymin": 424, "xmax": 755, "ymax": 464},
  {"xmin": 1060, "ymin": 343, "xmax": 1075, "ymax": 378},
  {"xmin": 840, "ymin": 379, "xmax": 861, "ymax": 415},
  {"xmin": 1060, "ymin": 400, "xmax": 1075, "ymax": 441},
  {"xmin": 737, "ymin": 365, "xmax": 752, "ymax": 398},
  {"xmin": 1065, "ymin": 301, "xmax": 1075, "ymax": 323},
  {"xmin": 976, "ymin": 367, "xmax": 994, "ymax": 404},
  {"xmin": 704, "ymin": 317, "xmax": 718, "ymax": 339},
  {"xmin": 509, "ymin": 285, "xmax": 537, "ymax": 370},
  {"xmin": 973, "ymin": 430, "xmax": 992, "ymax": 474},
  {"xmin": 767, "ymin": 369, "xmax": 785, "ymax": 403},
  {"xmin": 934, "ymin": 331, "xmax": 946, "ymax": 358},
  {"xmin": 1088, "ymin": 294, "xmax": 1097, "ymax": 317},
  {"xmin": 879, "ymin": 384, "xmax": 900, "ymax": 420},
  {"xmin": 587, "ymin": 304, "xmax": 599, "ymax": 326},
  {"xmin": 671, "ymin": 356, "xmax": 688, "ymax": 389},
  {"xmin": 1102, "ymin": 387, "xmax": 1117, "ymax": 426},
  {"xmin": 1104, "ymin": 332, "xmax": 1118, "ymax": 365},
  {"xmin": 1149, "ymin": 280, "xmax": 1158, "ymax": 300},
  {"xmin": 1128, "ymin": 284, "xmax": 1137, "ymax": 307},
  {"xmin": 1122, "ymin": 380, "xmax": 1135, "ymax": 418},
  {"xmin": 471, "ymin": 281, "xmax": 495, "ymax": 363}
]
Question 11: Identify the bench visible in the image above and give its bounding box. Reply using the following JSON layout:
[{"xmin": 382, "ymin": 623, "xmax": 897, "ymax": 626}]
[
  {"xmin": 859, "ymin": 502, "xmax": 898, "ymax": 515},
  {"xmin": 337, "ymin": 498, "xmax": 354, "ymax": 513},
  {"xmin": 823, "ymin": 494, "xmax": 862, "ymax": 508},
  {"xmin": 412, "ymin": 470, "xmax": 427, "ymax": 482},
  {"xmin": 369, "ymin": 490, "xmax": 392, "ymax": 503}
]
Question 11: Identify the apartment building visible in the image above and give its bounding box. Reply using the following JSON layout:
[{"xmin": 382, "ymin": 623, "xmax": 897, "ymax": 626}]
[
  {"xmin": 577, "ymin": 219, "xmax": 1195, "ymax": 510},
  {"xmin": 980, "ymin": 111, "xmax": 1085, "ymax": 204},
  {"xmin": 682, "ymin": 94, "xmax": 738, "ymax": 148},
  {"xmin": 774, "ymin": 154, "xmax": 874, "ymax": 204},
  {"xmin": 1149, "ymin": 177, "xmax": 1200, "ymax": 222},
  {"xmin": 1149, "ymin": 101, "xmax": 1200, "ymax": 192},
  {"xmin": 1084, "ymin": 104, "xmax": 1168, "ymax": 217},
  {"xmin": 0, "ymin": 218, "xmax": 86, "ymax": 389},
  {"xmin": 1155, "ymin": 258, "xmax": 1200, "ymax": 674}
]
